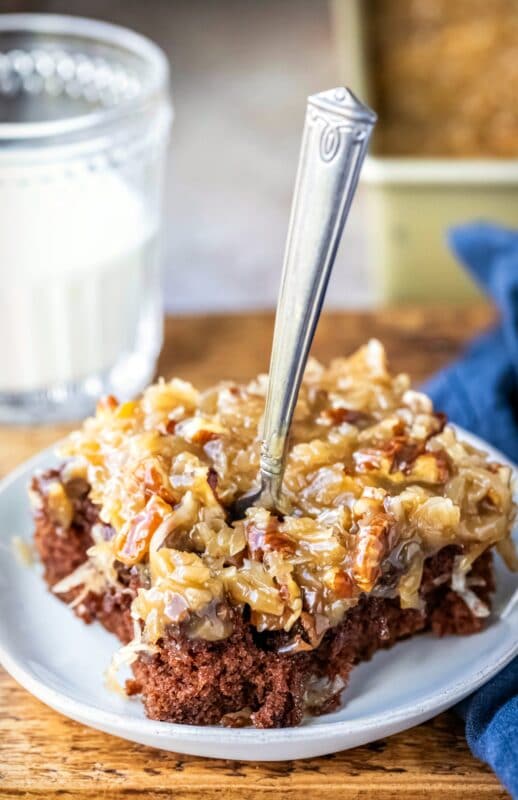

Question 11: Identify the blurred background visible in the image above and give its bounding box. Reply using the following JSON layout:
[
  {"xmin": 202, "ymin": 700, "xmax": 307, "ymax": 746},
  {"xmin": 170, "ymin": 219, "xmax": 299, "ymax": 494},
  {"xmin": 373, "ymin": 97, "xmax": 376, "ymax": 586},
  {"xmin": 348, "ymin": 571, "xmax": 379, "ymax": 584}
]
[
  {"xmin": 2, "ymin": 0, "xmax": 518, "ymax": 421},
  {"xmin": 6, "ymin": 0, "xmax": 518, "ymax": 312},
  {"xmin": 7, "ymin": 0, "xmax": 354, "ymax": 313}
]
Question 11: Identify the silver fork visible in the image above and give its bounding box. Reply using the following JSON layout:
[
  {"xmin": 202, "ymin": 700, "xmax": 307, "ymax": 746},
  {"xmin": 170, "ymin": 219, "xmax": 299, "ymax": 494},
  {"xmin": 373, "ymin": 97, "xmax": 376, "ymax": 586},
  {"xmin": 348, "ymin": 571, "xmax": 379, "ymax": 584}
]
[{"xmin": 234, "ymin": 87, "xmax": 376, "ymax": 518}]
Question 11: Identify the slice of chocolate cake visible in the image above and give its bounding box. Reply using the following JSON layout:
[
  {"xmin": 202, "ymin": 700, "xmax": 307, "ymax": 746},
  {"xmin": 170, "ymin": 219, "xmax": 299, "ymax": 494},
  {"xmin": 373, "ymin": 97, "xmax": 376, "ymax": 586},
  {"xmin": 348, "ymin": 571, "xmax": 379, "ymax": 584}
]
[{"xmin": 31, "ymin": 341, "xmax": 516, "ymax": 728}]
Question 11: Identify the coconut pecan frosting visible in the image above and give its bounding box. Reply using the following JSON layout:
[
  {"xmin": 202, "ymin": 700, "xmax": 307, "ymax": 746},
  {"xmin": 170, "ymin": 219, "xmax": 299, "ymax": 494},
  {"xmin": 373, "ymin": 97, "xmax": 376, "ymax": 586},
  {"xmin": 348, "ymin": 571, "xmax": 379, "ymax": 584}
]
[{"xmin": 43, "ymin": 340, "xmax": 516, "ymax": 663}]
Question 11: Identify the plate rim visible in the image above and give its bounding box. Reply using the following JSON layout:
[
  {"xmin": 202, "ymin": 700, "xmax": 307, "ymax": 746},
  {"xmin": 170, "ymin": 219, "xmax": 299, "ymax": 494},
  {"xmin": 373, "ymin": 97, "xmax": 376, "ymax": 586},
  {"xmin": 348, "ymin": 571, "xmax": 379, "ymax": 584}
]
[{"xmin": 0, "ymin": 426, "xmax": 517, "ymax": 749}]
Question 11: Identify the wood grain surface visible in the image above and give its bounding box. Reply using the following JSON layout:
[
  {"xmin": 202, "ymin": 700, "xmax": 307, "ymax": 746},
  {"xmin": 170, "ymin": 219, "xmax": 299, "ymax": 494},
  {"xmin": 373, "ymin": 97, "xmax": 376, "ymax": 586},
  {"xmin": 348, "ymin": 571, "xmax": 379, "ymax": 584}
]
[{"xmin": 1, "ymin": 305, "xmax": 509, "ymax": 800}]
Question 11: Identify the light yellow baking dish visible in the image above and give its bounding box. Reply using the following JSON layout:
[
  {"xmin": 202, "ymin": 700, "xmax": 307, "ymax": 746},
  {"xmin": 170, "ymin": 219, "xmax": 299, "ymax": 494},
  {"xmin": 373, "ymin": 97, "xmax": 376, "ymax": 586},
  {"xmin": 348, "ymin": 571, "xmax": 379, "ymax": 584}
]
[{"xmin": 332, "ymin": 0, "xmax": 518, "ymax": 303}]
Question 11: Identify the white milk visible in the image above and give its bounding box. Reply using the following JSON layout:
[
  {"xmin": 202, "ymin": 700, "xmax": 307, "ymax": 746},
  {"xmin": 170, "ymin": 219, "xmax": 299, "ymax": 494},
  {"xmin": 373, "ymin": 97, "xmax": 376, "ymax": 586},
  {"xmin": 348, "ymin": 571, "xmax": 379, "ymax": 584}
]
[{"xmin": 0, "ymin": 169, "xmax": 157, "ymax": 393}]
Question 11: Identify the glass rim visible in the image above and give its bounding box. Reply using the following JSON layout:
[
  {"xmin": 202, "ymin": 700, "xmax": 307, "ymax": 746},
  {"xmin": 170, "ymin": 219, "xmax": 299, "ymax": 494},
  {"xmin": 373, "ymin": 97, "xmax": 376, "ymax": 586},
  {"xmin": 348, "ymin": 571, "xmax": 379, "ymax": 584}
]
[{"xmin": 0, "ymin": 13, "xmax": 171, "ymax": 142}]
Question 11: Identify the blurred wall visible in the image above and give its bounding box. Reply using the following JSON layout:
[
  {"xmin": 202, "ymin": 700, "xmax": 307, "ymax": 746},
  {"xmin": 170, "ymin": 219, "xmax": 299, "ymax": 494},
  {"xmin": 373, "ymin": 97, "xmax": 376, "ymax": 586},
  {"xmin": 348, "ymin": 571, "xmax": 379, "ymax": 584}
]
[{"xmin": 8, "ymin": 0, "xmax": 370, "ymax": 312}]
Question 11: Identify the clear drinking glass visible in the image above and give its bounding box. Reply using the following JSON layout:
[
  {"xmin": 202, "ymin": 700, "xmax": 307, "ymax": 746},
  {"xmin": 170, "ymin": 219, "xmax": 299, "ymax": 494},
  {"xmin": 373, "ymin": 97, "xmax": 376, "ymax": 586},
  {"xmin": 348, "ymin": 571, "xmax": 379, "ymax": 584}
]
[{"xmin": 0, "ymin": 14, "xmax": 172, "ymax": 423}]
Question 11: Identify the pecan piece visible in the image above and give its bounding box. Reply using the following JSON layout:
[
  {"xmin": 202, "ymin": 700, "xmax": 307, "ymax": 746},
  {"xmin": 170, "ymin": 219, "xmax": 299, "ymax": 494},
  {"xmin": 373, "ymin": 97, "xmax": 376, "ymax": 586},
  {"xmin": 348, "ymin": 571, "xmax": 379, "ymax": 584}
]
[
  {"xmin": 352, "ymin": 493, "xmax": 396, "ymax": 593},
  {"xmin": 134, "ymin": 456, "xmax": 177, "ymax": 504},
  {"xmin": 322, "ymin": 407, "xmax": 372, "ymax": 427},
  {"xmin": 333, "ymin": 569, "xmax": 356, "ymax": 599},
  {"xmin": 407, "ymin": 450, "xmax": 450, "ymax": 483},
  {"xmin": 245, "ymin": 510, "xmax": 294, "ymax": 560},
  {"xmin": 115, "ymin": 495, "xmax": 171, "ymax": 565}
]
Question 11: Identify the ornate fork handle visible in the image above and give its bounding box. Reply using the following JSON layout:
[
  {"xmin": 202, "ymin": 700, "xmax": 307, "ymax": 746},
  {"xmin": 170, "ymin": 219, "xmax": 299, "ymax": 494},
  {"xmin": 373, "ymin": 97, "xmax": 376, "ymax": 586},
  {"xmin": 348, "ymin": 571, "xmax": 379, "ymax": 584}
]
[{"xmin": 259, "ymin": 88, "xmax": 376, "ymax": 510}]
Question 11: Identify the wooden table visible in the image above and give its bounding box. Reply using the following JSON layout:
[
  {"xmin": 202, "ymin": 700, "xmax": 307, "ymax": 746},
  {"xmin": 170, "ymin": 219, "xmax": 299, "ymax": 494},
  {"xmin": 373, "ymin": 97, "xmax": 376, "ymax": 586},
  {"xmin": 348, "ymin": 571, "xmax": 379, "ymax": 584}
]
[{"xmin": 1, "ymin": 306, "xmax": 509, "ymax": 800}]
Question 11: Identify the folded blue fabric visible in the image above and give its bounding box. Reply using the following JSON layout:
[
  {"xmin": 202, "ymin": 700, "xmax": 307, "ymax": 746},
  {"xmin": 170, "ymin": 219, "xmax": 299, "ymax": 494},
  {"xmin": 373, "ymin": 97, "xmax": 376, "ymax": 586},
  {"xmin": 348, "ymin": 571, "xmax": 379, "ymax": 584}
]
[
  {"xmin": 423, "ymin": 222, "xmax": 518, "ymax": 798},
  {"xmin": 457, "ymin": 659, "xmax": 518, "ymax": 798},
  {"xmin": 423, "ymin": 223, "xmax": 518, "ymax": 462}
]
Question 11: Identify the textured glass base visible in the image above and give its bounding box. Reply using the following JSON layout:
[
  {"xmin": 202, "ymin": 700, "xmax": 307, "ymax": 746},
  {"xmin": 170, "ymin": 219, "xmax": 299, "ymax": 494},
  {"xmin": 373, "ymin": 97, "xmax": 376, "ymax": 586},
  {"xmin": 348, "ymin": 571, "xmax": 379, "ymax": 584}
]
[{"xmin": 0, "ymin": 342, "xmax": 161, "ymax": 425}]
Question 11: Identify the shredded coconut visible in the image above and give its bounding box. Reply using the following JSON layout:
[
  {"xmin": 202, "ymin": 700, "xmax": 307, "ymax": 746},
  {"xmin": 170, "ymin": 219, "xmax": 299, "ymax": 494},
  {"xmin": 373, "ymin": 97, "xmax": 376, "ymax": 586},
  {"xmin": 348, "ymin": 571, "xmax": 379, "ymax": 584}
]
[{"xmin": 44, "ymin": 340, "xmax": 515, "ymax": 646}]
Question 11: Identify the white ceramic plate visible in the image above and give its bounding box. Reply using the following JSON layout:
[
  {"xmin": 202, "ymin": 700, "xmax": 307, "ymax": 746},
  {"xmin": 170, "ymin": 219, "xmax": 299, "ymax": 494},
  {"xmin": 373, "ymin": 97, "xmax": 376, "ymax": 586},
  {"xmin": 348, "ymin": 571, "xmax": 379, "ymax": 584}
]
[{"xmin": 0, "ymin": 428, "xmax": 516, "ymax": 761}]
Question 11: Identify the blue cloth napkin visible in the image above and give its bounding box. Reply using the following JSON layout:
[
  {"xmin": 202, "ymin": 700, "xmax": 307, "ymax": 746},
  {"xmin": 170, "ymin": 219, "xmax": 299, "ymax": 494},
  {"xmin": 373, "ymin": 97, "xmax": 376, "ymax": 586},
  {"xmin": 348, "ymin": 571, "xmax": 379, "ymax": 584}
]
[
  {"xmin": 457, "ymin": 659, "xmax": 518, "ymax": 798},
  {"xmin": 423, "ymin": 223, "xmax": 518, "ymax": 462},
  {"xmin": 423, "ymin": 222, "xmax": 518, "ymax": 798}
]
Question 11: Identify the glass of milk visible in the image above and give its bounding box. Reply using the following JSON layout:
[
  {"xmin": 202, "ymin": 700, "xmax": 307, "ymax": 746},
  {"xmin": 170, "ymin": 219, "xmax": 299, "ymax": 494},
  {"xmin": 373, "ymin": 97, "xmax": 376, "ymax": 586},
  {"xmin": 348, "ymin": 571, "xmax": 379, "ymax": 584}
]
[{"xmin": 0, "ymin": 14, "xmax": 172, "ymax": 422}]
